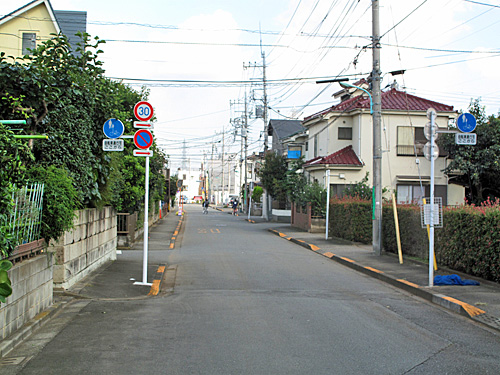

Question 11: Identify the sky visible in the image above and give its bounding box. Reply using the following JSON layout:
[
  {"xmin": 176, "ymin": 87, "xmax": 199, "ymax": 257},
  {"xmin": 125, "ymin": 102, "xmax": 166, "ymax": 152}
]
[{"xmin": 2, "ymin": 0, "xmax": 500, "ymax": 171}]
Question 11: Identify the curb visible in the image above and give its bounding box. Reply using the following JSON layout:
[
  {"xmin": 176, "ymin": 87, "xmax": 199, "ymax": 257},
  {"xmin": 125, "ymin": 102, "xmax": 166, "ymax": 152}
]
[
  {"xmin": 268, "ymin": 228, "xmax": 500, "ymax": 332},
  {"xmin": 148, "ymin": 264, "xmax": 167, "ymax": 296},
  {"xmin": 169, "ymin": 215, "xmax": 184, "ymax": 249}
]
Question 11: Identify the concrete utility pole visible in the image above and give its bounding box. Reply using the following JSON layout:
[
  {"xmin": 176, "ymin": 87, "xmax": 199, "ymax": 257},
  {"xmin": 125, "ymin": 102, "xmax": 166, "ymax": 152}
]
[
  {"xmin": 244, "ymin": 44, "xmax": 269, "ymax": 220},
  {"xmin": 244, "ymin": 93, "xmax": 249, "ymax": 213},
  {"xmin": 222, "ymin": 126, "xmax": 225, "ymax": 205},
  {"xmin": 372, "ymin": 0, "xmax": 383, "ymax": 256}
]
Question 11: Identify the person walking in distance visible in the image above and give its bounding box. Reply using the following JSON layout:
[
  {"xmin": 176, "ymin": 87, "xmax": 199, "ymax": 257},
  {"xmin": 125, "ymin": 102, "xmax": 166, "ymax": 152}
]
[
  {"xmin": 232, "ymin": 199, "xmax": 238, "ymax": 215},
  {"xmin": 202, "ymin": 199, "xmax": 209, "ymax": 214}
]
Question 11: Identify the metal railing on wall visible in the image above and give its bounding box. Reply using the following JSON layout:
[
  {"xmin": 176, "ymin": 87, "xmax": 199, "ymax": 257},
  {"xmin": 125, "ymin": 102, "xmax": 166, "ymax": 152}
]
[{"xmin": 8, "ymin": 183, "xmax": 44, "ymax": 247}]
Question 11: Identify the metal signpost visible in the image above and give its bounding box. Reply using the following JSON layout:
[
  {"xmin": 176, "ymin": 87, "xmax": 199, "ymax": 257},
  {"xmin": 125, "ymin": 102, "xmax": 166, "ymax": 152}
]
[
  {"xmin": 424, "ymin": 108, "xmax": 438, "ymax": 287},
  {"xmin": 132, "ymin": 102, "xmax": 154, "ymax": 287}
]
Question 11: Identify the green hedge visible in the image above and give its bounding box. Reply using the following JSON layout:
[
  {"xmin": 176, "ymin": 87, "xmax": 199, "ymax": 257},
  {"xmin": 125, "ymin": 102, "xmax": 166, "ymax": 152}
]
[
  {"xmin": 330, "ymin": 198, "xmax": 372, "ymax": 243},
  {"xmin": 330, "ymin": 198, "xmax": 500, "ymax": 283},
  {"xmin": 437, "ymin": 207, "xmax": 500, "ymax": 282}
]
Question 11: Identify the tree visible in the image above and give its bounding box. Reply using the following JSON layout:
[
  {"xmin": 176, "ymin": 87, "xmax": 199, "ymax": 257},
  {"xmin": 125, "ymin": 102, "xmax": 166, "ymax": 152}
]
[
  {"xmin": 0, "ymin": 33, "xmax": 169, "ymax": 256},
  {"xmin": 441, "ymin": 99, "xmax": 500, "ymax": 204},
  {"xmin": 258, "ymin": 152, "xmax": 288, "ymax": 202}
]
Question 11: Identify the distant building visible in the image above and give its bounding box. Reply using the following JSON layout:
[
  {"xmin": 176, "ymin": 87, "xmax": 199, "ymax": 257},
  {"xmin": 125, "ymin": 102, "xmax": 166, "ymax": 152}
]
[
  {"xmin": 0, "ymin": 0, "xmax": 87, "ymax": 59},
  {"xmin": 267, "ymin": 119, "xmax": 305, "ymax": 158}
]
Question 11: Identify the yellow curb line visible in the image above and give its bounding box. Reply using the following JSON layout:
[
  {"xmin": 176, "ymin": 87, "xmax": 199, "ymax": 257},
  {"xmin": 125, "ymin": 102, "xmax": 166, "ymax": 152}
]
[
  {"xmin": 442, "ymin": 296, "xmax": 486, "ymax": 317},
  {"xmin": 365, "ymin": 266, "xmax": 384, "ymax": 274},
  {"xmin": 397, "ymin": 279, "xmax": 419, "ymax": 288}
]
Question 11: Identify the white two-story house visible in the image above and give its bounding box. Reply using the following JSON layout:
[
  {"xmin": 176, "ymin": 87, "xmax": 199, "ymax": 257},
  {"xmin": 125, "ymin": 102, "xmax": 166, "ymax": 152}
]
[{"xmin": 302, "ymin": 81, "xmax": 464, "ymax": 205}]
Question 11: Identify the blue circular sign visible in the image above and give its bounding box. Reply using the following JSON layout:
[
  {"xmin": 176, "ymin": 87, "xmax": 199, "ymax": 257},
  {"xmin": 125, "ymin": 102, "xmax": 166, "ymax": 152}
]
[
  {"xmin": 456, "ymin": 113, "xmax": 476, "ymax": 133},
  {"xmin": 103, "ymin": 118, "xmax": 124, "ymax": 139}
]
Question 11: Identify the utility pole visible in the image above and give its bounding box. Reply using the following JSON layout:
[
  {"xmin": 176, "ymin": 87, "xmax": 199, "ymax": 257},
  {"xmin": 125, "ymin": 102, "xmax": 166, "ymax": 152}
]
[
  {"xmin": 372, "ymin": 0, "xmax": 383, "ymax": 256},
  {"xmin": 245, "ymin": 48, "xmax": 269, "ymax": 219},
  {"xmin": 244, "ymin": 92, "xmax": 249, "ymax": 213},
  {"xmin": 222, "ymin": 126, "xmax": 225, "ymax": 206},
  {"xmin": 262, "ymin": 51, "xmax": 269, "ymax": 152}
]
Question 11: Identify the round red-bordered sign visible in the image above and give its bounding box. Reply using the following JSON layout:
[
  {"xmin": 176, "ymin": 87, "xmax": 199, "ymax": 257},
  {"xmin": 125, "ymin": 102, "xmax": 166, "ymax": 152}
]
[
  {"xmin": 134, "ymin": 101, "xmax": 154, "ymax": 121},
  {"xmin": 134, "ymin": 129, "xmax": 154, "ymax": 149}
]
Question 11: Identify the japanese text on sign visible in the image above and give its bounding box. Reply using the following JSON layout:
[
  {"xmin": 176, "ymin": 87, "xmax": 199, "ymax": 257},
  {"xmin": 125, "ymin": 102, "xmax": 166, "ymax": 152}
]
[
  {"xmin": 103, "ymin": 139, "xmax": 124, "ymax": 151},
  {"xmin": 455, "ymin": 133, "xmax": 477, "ymax": 145}
]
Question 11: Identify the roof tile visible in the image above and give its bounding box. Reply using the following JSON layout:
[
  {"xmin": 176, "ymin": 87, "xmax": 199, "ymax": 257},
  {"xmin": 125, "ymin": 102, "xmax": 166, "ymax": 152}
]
[
  {"xmin": 305, "ymin": 145, "xmax": 363, "ymax": 167},
  {"xmin": 305, "ymin": 88, "xmax": 454, "ymax": 121}
]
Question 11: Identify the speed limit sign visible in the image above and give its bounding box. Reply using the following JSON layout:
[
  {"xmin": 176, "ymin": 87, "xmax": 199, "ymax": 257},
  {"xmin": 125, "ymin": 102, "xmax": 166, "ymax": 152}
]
[{"xmin": 134, "ymin": 101, "xmax": 154, "ymax": 121}]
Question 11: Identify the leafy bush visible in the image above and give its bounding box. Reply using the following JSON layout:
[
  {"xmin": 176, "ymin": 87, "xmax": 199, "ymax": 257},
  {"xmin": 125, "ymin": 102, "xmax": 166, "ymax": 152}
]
[
  {"xmin": 330, "ymin": 197, "xmax": 500, "ymax": 282},
  {"xmin": 330, "ymin": 197, "xmax": 372, "ymax": 243},
  {"xmin": 252, "ymin": 186, "xmax": 263, "ymax": 203},
  {"xmin": 343, "ymin": 172, "xmax": 373, "ymax": 200},
  {"xmin": 0, "ymin": 259, "xmax": 13, "ymax": 304},
  {"xmin": 26, "ymin": 166, "xmax": 79, "ymax": 244},
  {"xmin": 437, "ymin": 200, "xmax": 500, "ymax": 282},
  {"xmin": 382, "ymin": 203, "xmax": 427, "ymax": 259},
  {"xmin": 304, "ymin": 182, "xmax": 327, "ymax": 217}
]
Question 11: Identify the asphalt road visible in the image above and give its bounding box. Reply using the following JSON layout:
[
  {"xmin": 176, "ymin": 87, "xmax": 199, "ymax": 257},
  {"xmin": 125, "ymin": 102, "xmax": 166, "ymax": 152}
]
[{"xmin": 5, "ymin": 204, "xmax": 500, "ymax": 374}]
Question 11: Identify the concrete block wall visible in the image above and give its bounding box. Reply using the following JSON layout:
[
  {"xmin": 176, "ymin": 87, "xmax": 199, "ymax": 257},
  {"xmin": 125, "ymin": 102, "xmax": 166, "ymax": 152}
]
[
  {"xmin": 0, "ymin": 255, "xmax": 53, "ymax": 340},
  {"xmin": 52, "ymin": 207, "xmax": 117, "ymax": 290}
]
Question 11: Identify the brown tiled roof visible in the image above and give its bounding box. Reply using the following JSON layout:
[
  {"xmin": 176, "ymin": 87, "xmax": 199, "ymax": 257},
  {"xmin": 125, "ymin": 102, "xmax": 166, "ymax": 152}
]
[
  {"xmin": 305, "ymin": 145, "xmax": 363, "ymax": 167},
  {"xmin": 305, "ymin": 88, "xmax": 455, "ymax": 121}
]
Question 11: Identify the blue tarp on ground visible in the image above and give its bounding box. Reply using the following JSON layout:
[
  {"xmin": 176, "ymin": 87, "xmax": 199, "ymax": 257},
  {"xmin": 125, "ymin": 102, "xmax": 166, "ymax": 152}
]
[{"xmin": 434, "ymin": 274, "xmax": 480, "ymax": 286}]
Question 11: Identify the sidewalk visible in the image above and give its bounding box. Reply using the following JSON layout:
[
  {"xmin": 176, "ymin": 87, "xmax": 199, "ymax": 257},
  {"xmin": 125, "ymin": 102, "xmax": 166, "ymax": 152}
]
[
  {"xmin": 266, "ymin": 221, "xmax": 500, "ymax": 333},
  {"xmin": 72, "ymin": 210, "xmax": 183, "ymax": 299},
  {"xmin": 0, "ymin": 210, "xmax": 183, "ymax": 357}
]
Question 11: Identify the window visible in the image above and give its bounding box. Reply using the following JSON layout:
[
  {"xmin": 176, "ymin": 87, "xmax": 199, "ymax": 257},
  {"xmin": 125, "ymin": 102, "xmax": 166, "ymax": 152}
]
[
  {"xmin": 397, "ymin": 185, "xmax": 426, "ymax": 204},
  {"xmin": 397, "ymin": 126, "xmax": 426, "ymax": 156},
  {"xmin": 22, "ymin": 33, "xmax": 36, "ymax": 55},
  {"xmin": 338, "ymin": 127, "xmax": 352, "ymax": 140},
  {"xmin": 397, "ymin": 184, "xmax": 448, "ymax": 205}
]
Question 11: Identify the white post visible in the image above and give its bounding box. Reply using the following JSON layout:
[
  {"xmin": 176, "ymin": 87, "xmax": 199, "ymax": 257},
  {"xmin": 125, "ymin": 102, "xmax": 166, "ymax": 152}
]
[
  {"xmin": 135, "ymin": 155, "xmax": 152, "ymax": 286},
  {"xmin": 325, "ymin": 169, "xmax": 330, "ymax": 240},
  {"xmin": 429, "ymin": 110, "xmax": 436, "ymax": 287}
]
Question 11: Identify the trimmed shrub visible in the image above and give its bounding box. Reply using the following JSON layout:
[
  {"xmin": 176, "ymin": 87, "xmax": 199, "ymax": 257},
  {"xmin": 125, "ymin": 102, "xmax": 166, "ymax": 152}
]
[
  {"xmin": 330, "ymin": 197, "xmax": 372, "ymax": 243},
  {"xmin": 330, "ymin": 197, "xmax": 500, "ymax": 283}
]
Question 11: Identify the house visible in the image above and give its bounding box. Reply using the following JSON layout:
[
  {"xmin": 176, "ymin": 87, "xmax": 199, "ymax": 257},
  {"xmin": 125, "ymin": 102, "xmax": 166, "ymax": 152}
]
[
  {"xmin": 268, "ymin": 119, "xmax": 305, "ymax": 159},
  {"xmin": 302, "ymin": 81, "xmax": 464, "ymax": 205},
  {"xmin": 0, "ymin": 0, "xmax": 87, "ymax": 59}
]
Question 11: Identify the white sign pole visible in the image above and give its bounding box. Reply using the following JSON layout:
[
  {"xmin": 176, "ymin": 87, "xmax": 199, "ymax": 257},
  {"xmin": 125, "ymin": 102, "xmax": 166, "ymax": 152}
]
[
  {"xmin": 429, "ymin": 109, "xmax": 436, "ymax": 287},
  {"xmin": 143, "ymin": 156, "xmax": 151, "ymax": 285}
]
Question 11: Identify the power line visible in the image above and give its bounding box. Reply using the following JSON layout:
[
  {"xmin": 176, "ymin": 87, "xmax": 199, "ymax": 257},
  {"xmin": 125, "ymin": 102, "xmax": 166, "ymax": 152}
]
[
  {"xmin": 463, "ymin": 0, "xmax": 500, "ymax": 8},
  {"xmin": 381, "ymin": 0, "xmax": 429, "ymax": 39}
]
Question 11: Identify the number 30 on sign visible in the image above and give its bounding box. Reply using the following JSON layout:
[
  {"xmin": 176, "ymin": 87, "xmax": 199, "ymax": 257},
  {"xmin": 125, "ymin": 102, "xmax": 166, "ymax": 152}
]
[{"xmin": 134, "ymin": 101, "xmax": 154, "ymax": 121}]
